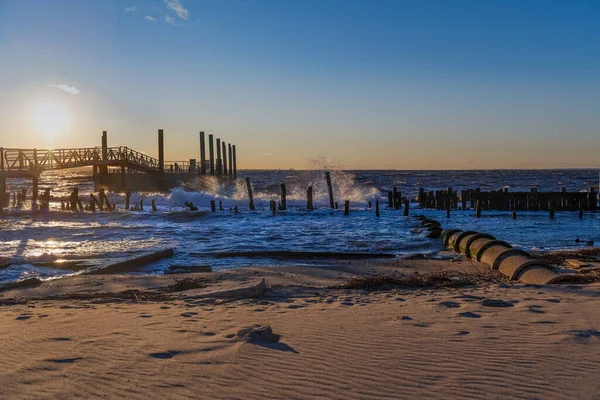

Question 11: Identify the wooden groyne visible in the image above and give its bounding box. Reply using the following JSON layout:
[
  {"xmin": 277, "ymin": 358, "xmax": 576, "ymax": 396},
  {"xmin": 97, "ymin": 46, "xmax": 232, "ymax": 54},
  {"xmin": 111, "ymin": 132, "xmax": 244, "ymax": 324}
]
[{"xmin": 418, "ymin": 187, "xmax": 598, "ymax": 212}]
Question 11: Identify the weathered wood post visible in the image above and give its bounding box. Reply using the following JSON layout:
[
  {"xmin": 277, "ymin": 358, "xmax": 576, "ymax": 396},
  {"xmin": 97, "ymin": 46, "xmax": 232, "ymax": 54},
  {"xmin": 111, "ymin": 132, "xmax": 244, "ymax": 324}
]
[
  {"xmin": 152, "ymin": 200, "xmax": 158, "ymax": 212},
  {"xmin": 393, "ymin": 187, "xmax": 401, "ymax": 210},
  {"xmin": 280, "ymin": 183, "xmax": 287, "ymax": 210},
  {"xmin": 210, "ymin": 200, "xmax": 216, "ymax": 212},
  {"xmin": 232, "ymin": 145, "xmax": 237, "ymax": 178},
  {"xmin": 270, "ymin": 200, "xmax": 276, "ymax": 215},
  {"xmin": 42, "ymin": 188, "xmax": 50, "ymax": 210},
  {"xmin": 404, "ymin": 198, "xmax": 409, "ymax": 216},
  {"xmin": 245, "ymin": 177, "xmax": 255, "ymax": 211},
  {"xmin": 125, "ymin": 192, "xmax": 131, "ymax": 210},
  {"xmin": 368, "ymin": 201, "xmax": 372, "ymax": 209},
  {"xmin": 388, "ymin": 192, "xmax": 393, "ymax": 208},
  {"xmin": 99, "ymin": 189, "xmax": 105, "ymax": 210},
  {"xmin": 307, "ymin": 186, "xmax": 314, "ymax": 210},
  {"xmin": 375, "ymin": 198, "xmax": 380, "ymax": 217},
  {"xmin": 101, "ymin": 190, "xmax": 112, "ymax": 211},
  {"xmin": 579, "ymin": 200, "xmax": 584, "ymax": 219},
  {"xmin": 158, "ymin": 129, "xmax": 165, "ymax": 174},
  {"xmin": 476, "ymin": 200, "xmax": 482, "ymax": 218},
  {"xmin": 90, "ymin": 194, "xmax": 101, "ymax": 211},
  {"xmin": 222, "ymin": 141, "xmax": 227, "ymax": 175},
  {"xmin": 31, "ymin": 178, "xmax": 38, "ymax": 210},
  {"xmin": 590, "ymin": 187, "xmax": 598, "ymax": 211},
  {"xmin": 549, "ymin": 200, "xmax": 555, "ymax": 219},
  {"xmin": 100, "ymin": 131, "xmax": 108, "ymax": 176},
  {"xmin": 228, "ymin": 144, "xmax": 233, "ymax": 178},
  {"xmin": 325, "ymin": 172, "xmax": 334, "ymax": 209},
  {"xmin": 461, "ymin": 191, "xmax": 467, "ymax": 210},
  {"xmin": 335, "ymin": 201, "xmax": 339, "ymax": 209},
  {"xmin": 344, "ymin": 200, "xmax": 350, "ymax": 215},
  {"xmin": 200, "ymin": 131, "xmax": 206, "ymax": 175},
  {"xmin": 139, "ymin": 199, "xmax": 144, "ymax": 212},
  {"xmin": 89, "ymin": 197, "xmax": 96, "ymax": 212},
  {"xmin": 219, "ymin": 200, "xmax": 224, "ymax": 211},
  {"xmin": 209, "ymin": 134, "xmax": 215, "ymax": 176},
  {"xmin": 216, "ymin": 138, "xmax": 222, "ymax": 176},
  {"xmin": 418, "ymin": 188, "xmax": 425, "ymax": 207}
]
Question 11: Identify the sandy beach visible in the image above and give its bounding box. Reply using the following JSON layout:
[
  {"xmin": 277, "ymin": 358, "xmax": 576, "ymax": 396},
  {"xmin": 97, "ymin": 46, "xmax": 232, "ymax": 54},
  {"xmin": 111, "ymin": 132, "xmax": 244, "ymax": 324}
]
[{"xmin": 2, "ymin": 256, "xmax": 600, "ymax": 399}]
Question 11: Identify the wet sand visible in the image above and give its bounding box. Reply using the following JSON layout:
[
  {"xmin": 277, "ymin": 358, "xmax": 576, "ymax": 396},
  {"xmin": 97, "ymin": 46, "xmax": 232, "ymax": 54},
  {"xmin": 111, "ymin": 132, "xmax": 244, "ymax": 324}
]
[{"xmin": 1, "ymin": 256, "xmax": 600, "ymax": 399}]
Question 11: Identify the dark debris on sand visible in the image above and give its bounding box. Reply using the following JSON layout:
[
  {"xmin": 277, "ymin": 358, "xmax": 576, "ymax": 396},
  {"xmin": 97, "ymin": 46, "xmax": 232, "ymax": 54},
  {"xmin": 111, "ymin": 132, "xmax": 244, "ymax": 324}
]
[{"xmin": 330, "ymin": 272, "xmax": 503, "ymax": 291}]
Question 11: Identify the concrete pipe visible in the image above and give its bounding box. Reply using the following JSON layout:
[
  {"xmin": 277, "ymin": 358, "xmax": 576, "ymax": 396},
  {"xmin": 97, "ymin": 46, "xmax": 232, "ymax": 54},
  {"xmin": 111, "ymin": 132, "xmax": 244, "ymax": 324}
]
[
  {"xmin": 481, "ymin": 247, "xmax": 530, "ymax": 271},
  {"xmin": 516, "ymin": 265, "xmax": 568, "ymax": 285},
  {"xmin": 452, "ymin": 231, "xmax": 479, "ymax": 253},
  {"xmin": 463, "ymin": 233, "xmax": 495, "ymax": 259},
  {"xmin": 470, "ymin": 239, "xmax": 512, "ymax": 262},
  {"xmin": 498, "ymin": 254, "xmax": 553, "ymax": 280},
  {"xmin": 441, "ymin": 229, "xmax": 462, "ymax": 247}
]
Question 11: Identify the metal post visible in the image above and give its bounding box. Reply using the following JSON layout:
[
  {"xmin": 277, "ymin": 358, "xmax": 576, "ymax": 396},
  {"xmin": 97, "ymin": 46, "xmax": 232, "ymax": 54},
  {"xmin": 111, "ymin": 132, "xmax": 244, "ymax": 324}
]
[
  {"xmin": 222, "ymin": 141, "xmax": 227, "ymax": 175},
  {"xmin": 228, "ymin": 144, "xmax": 233, "ymax": 178},
  {"xmin": 232, "ymin": 145, "xmax": 237, "ymax": 178},
  {"xmin": 216, "ymin": 138, "xmax": 222, "ymax": 176}
]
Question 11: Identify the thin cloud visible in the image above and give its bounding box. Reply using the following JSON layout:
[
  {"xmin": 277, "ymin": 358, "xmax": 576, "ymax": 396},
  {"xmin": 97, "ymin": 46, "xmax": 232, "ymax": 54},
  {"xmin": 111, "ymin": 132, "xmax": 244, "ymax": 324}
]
[
  {"xmin": 48, "ymin": 84, "xmax": 80, "ymax": 95},
  {"xmin": 165, "ymin": 15, "xmax": 175, "ymax": 24},
  {"xmin": 165, "ymin": 0, "xmax": 189, "ymax": 20},
  {"xmin": 145, "ymin": 15, "xmax": 156, "ymax": 21},
  {"xmin": 124, "ymin": 6, "xmax": 136, "ymax": 13}
]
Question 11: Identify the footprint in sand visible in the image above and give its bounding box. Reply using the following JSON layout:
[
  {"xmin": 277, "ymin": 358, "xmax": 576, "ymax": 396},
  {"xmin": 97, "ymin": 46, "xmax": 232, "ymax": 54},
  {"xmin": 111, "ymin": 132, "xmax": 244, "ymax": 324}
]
[
  {"xmin": 546, "ymin": 299, "xmax": 561, "ymax": 303},
  {"xmin": 527, "ymin": 305, "xmax": 545, "ymax": 314},
  {"xmin": 16, "ymin": 315, "xmax": 32, "ymax": 320},
  {"xmin": 400, "ymin": 316, "xmax": 413, "ymax": 320},
  {"xmin": 139, "ymin": 314, "xmax": 152, "ymax": 318},
  {"xmin": 180, "ymin": 312, "xmax": 198, "ymax": 318},
  {"xmin": 149, "ymin": 351, "xmax": 180, "ymax": 359},
  {"xmin": 458, "ymin": 312, "xmax": 481, "ymax": 319},
  {"xmin": 46, "ymin": 357, "xmax": 82, "ymax": 364},
  {"xmin": 49, "ymin": 337, "xmax": 72, "ymax": 341},
  {"xmin": 482, "ymin": 299, "xmax": 514, "ymax": 308},
  {"xmin": 201, "ymin": 332, "xmax": 216, "ymax": 336},
  {"xmin": 568, "ymin": 330, "xmax": 600, "ymax": 343},
  {"xmin": 395, "ymin": 297, "xmax": 405, "ymax": 302},
  {"xmin": 439, "ymin": 301, "xmax": 461, "ymax": 309},
  {"xmin": 456, "ymin": 331, "xmax": 470, "ymax": 336}
]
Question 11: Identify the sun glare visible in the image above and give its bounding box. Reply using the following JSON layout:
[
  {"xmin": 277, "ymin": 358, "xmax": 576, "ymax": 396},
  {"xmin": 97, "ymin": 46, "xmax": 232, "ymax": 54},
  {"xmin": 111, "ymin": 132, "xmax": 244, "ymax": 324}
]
[{"xmin": 30, "ymin": 100, "xmax": 70, "ymax": 141}]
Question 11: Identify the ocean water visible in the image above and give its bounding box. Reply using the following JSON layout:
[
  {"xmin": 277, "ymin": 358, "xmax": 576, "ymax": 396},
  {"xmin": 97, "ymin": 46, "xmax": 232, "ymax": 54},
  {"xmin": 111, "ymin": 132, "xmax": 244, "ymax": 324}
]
[{"xmin": 0, "ymin": 168, "xmax": 598, "ymax": 283}]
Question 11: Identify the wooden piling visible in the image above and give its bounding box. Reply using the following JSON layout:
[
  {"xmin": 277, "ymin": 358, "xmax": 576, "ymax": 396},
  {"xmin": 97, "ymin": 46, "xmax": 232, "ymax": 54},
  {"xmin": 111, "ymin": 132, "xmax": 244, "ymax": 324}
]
[
  {"xmin": 476, "ymin": 201, "xmax": 482, "ymax": 218},
  {"xmin": 344, "ymin": 200, "xmax": 350, "ymax": 215},
  {"xmin": 232, "ymin": 145, "xmax": 237, "ymax": 178},
  {"xmin": 368, "ymin": 201, "xmax": 372, "ymax": 209},
  {"xmin": 209, "ymin": 134, "xmax": 215, "ymax": 175},
  {"xmin": 393, "ymin": 187, "xmax": 400, "ymax": 210},
  {"xmin": 210, "ymin": 200, "xmax": 216, "ymax": 212},
  {"xmin": 158, "ymin": 129, "xmax": 165, "ymax": 174},
  {"xmin": 125, "ymin": 192, "xmax": 131, "ymax": 210},
  {"xmin": 375, "ymin": 198, "xmax": 380, "ymax": 217},
  {"xmin": 101, "ymin": 190, "xmax": 112, "ymax": 211},
  {"xmin": 325, "ymin": 172, "xmax": 334, "ymax": 209},
  {"xmin": 335, "ymin": 201, "xmax": 339, "ymax": 209},
  {"xmin": 270, "ymin": 200, "xmax": 276, "ymax": 215},
  {"xmin": 404, "ymin": 198, "xmax": 409, "ymax": 216},
  {"xmin": 307, "ymin": 186, "xmax": 314, "ymax": 210},
  {"xmin": 200, "ymin": 132, "xmax": 206, "ymax": 175},
  {"xmin": 100, "ymin": 131, "xmax": 108, "ymax": 175},
  {"xmin": 219, "ymin": 200, "xmax": 223, "ymax": 211},
  {"xmin": 216, "ymin": 138, "xmax": 222, "ymax": 176},
  {"xmin": 280, "ymin": 183, "xmax": 287, "ymax": 210},
  {"xmin": 549, "ymin": 200, "xmax": 555, "ymax": 219},
  {"xmin": 152, "ymin": 200, "xmax": 158, "ymax": 212},
  {"xmin": 140, "ymin": 199, "xmax": 144, "ymax": 212},
  {"xmin": 99, "ymin": 189, "xmax": 106, "ymax": 210},
  {"xmin": 32, "ymin": 178, "xmax": 38, "ymax": 210},
  {"xmin": 222, "ymin": 141, "xmax": 227, "ymax": 175},
  {"xmin": 388, "ymin": 192, "xmax": 393, "ymax": 208},
  {"xmin": 90, "ymin": 193, "xmax": 101, "ymax": 211},
  {"xmin": 228, "ymin": 144, "xmax": 233, "ymax": 178},
  {"xmin": 245, "ymin": 177, "xmax": 255, "ymax": 211}
]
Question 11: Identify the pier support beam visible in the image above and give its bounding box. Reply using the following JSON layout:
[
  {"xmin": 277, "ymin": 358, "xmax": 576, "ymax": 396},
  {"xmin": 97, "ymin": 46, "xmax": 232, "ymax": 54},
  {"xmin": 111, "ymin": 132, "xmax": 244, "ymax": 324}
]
[
  {"xmin": 209, "ymin": 134, "xmax": 215, "ymax": 176},
  {"xmin": 100, "ymin": 131, "xmax": 108, "ymax": 175},
  {"xmin": 222, "ymin": 141, "xmax": 228, "ymax": 175},
  {"xmin": 200, "ymin": 132, "xmax": 206, "ymax": 175},
  {"xmin": 325, "ymin": 172, "xmax": 334, "ymax": 209},
  {"xmin": 158, "ymin": 129, "xmax": 165, "ymax": 174},
  {"xmin": 0, "ymin": 176, "xmax": 5, "ymax": 212},
  {"xmin": 216, "ymin": 138, "xmax": 222, "ymax": 176},
  {"xmin": 228, "ymin": 144, "xmax": 233, "ymax": 178},
  {"xmin": 232, "ymin": 145, "xmax": 237, "ymax": 178},
  {"xmin": 32, "ymin": 178, "xmax": 38, "ymax": 211}
]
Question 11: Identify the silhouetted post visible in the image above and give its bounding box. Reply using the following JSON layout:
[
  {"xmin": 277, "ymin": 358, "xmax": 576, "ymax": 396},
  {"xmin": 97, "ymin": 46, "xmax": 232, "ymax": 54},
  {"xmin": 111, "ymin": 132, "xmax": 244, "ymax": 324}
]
[
  {"xmin": 404, "ymin": 198, "xmax": 409, "ymax": 216},
  {"xmin": 99, "ymin": 189, "xmax": 106, "ymax": 210},
  {"xmin": 210, "ymin": 200, "xmax": 216, "ymax": 212},
  {"xmin": 232, "ymin": 145, "xmax": 237, "ymax": 178},
  {"xmin": 222, "ymin": 141, "xmax": 227, "ymax": 175},
  {"xmin": 476, "ymin": 201, "xmax": 482, "ymax": 218},
  {"xmin": 375, "ymin": 198, "xmax": 380, "ymax": 217},
  {"xmin": 335, "ymin": 201, "xmax": 339, "ymax": 209},
  {"xmin": 418, "ymin": 188, "xmax": 425, "ymax": 206},
  {"xmin": 325, "ymin": 172, "xmax": 334, "ymax": 209},
  {"xmin": 344, "ymin": 200, "xmax": 350, "ymax": 215},
  {"xmin": 245, "ymin": 177, "xmax": 255, "ymax": 210},
  {"xmin": 216, "ymin": 138, "xmax": 222, "ymax": 176},
  {"xmin": 101, "ymin": 131, "xmax": 108, "ymax": 175},
  {"xmin": 32, "ymin": 178, "xmax": 38, "ymax": 210},
  {"xmin": 140, "ymin": 199, "xmax": 144, "ymax": 211},
  {"xmin": 579, "ymin": 201, "xmax": 584, "ymax": 219},
  {"xmin": 393, "ymin": 187, "xmax": 400, "ymax": 210},
  {"xmin": 549, "ymin": 200, "xmax": 555, "ymax": 219},
  {"xmin": 209, "ymin": 134, "xmax": 215, "ymax": 175},
  {"xmin": 158, "ymin": 129, "xmax": 165, "ymax": 174},
  {"xmin": 90, "ymin": 193, "xmax": 101, "ymax": 211},
  {"xmin": 270, "ymin": 200, "xmax": 276, "ymax": 215},
  {"xmin": 280, "ymin": 183, "xmax": 287, "ymax": 210},
  {"xmin": 590, "ymin": 187, "xmax": 598, "ymax": 211},
  {"xmin": 41, "ymin": 188, "xmax": 50, "ymax": 210},
  {"xmin": 200, "ymin": 132, "xmax": 206, "ymax": 175},
  {"xmin": 219, "ymin": 200, "xmax": 223, "ymax": 211},
  {"xmin": 388, "ymin": 192, "xmax": 393, "ymax": 208},
  {"xmin": 125, "ymin": 192, "xmax": 131, "ymax": 210},
  {"xmin": 101, "ymin": 191, "xmax": 112, "ymax": 211},
  {"xmin": 152, "ymin": 200, "xmax": 158, "ymax": 212},
  {"xmin": 307, "ymin": 186, "xmax": 314, "ymax": 210},
  {"xmin": 368, "ymin": 201, "xmax": 372, "ymax": 209},
  {"xmin": 120, "ymin": 165, "xmax": 126, "ymax": 191},
  {"xmin": 228, "ymin": 144, "xmax": 233, "ymax": 178}
]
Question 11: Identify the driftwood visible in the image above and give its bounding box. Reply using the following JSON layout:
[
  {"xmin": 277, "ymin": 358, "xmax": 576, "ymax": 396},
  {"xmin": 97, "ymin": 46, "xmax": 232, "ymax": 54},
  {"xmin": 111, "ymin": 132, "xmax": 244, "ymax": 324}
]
[{"xmin": 84, "ymin": 248, "xmax": 174, "ymax": 275}]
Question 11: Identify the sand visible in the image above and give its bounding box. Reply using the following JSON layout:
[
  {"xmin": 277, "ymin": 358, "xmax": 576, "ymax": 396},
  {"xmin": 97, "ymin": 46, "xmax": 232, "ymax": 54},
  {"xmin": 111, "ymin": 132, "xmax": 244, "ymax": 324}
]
[{"xmin": 1, "ymin": 257, "xmax": 600, "ymax": 399}]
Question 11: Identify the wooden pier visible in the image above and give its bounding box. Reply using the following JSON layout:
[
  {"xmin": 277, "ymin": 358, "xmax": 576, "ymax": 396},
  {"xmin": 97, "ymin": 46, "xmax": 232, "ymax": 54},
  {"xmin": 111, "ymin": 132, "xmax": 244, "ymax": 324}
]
[{"xmin": 0, "ymin": 129, "xmax": 238, "ymax": 210}]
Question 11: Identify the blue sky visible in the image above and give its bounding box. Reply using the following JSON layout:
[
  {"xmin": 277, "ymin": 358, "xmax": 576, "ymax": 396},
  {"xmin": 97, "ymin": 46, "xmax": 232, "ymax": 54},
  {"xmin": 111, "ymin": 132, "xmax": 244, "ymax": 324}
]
[{"xmin": 0, "ymin": 0, "xmax": 599, "ymax": 169}]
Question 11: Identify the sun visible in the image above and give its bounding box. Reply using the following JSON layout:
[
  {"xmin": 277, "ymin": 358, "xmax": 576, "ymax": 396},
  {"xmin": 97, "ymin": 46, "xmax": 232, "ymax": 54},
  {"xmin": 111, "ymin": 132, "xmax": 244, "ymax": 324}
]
[{"xmin": 30, "ymin": 100, "xmax": 70, "ymax": 142}]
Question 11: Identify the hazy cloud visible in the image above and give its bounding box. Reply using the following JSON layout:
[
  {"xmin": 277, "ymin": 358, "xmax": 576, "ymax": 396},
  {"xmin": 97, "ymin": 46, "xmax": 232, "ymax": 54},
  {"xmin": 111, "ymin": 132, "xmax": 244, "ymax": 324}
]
[
  {"xmin": 165, "ymin": 0, "xmax": 189, "ymax": 20},
  {"xmin": 48, "ymin": 84, "xmax": 80, "ymax": 95},
  {"xmin": 145, "ymin": 15, "xmax": 156, "ymax": 21},
  {"xmin": 124, "ymin": 6, "xmax": 136, "ymax": 13},
  {"xmin": 165, "ymin": 15, "xmax": 175, "ymax": 24}
]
